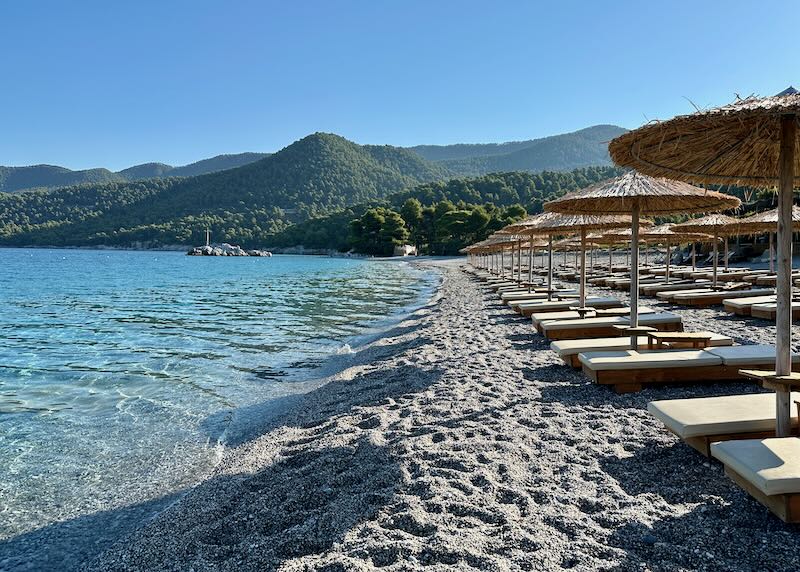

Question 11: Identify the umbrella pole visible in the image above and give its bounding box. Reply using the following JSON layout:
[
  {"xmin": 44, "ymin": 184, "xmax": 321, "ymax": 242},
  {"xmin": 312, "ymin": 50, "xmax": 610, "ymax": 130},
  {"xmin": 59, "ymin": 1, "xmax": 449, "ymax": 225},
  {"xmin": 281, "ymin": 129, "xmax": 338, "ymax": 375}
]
[
  {"xmin": 527, "ymin": 239, "xmax": 533, "ymax": 293},
  {"xmin": 644, "ymin": 241, "xmax": 648, "ymax": 267},
  {"xmin": 724, "ymin": 238, "xmax": 729, "ymax": 271},
  {"xmin": 692, "ymin": 243, "xmax": 696, "ymax": 270},
  {"xmin": 580, "ymin": 228, "xmax": 587, "ymax": 308},
  {"xmin": 770, "ymin": 232, "xmax": 775, "ymax": 273},
  {"xmin": 630, "ymin": 204, "xmax": 640, "ymax": 349},
  {"xmin": 608, "ymin": 245, "xmax": 612, "ymax": 272},
  {"xmin": 712, "ymin": 233, "xmax": 718, "ymax": 288},
  {"xmin": 666, "ymin": 242, "xmax": 671, "ymax": 283},
  {"xmin": 517, "ymin": 239, "xmax": 522, "ymax": 283},
  {"xmin": 547, "ymin": 235, "xmax": 554, "ymax": 301},
  {"xmin": 775, "ymin": 114, "xmax": 796, "ymax": 436}
]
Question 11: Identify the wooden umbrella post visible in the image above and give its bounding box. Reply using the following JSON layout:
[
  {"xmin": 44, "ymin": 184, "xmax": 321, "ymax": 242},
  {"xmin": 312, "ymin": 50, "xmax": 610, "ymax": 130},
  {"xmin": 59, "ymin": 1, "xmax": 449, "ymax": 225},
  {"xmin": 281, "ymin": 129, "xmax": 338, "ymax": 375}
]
[
  {"xmin": 527, "ymin": 238, "xmax": 533, "ymax": 292},
  {"xmin": 692, "ymin": 242, "xmax": 696, "ymax": 270},
  {"xmin": 724, "ymin": 237, "xmax": 729, "ymax": 271},
  {"xmin": 547, "ymin": 235, "xmax": 554, "ymax": 301},
  {"xmin": 712, "ymin": 232, "xmax": 719, "ymax": 288},
  {"xmin": 517, "ymin": 238, "xmax": 522, "ymax": 283},
  {"xmin": 665, "ymin": 241, "xmax": 671, "ymax": 283},
  {"xmin": 579, "ymin": 227, "xmax": 587, "ymax": 309},
  {"xmin": 630, "ymin": 203, "xmax": 640, "ymax": 349},
  {"xmin": 770, "ymin": 232, "xmax": 775, "ymax": 273},
  {"xmin": 775, "ymin": 114, "xmax": 796, "ymax": 437}
]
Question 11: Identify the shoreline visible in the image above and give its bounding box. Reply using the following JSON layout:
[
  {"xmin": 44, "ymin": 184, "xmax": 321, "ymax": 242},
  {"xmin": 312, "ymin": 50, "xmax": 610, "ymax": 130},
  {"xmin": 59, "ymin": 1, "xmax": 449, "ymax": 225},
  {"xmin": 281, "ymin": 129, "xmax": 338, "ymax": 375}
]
[
  {"xmin": 0, "ymin": 254, "xmax": 442, "ymax": 572},
  {"xmin": 66, "ymin": 260, "xmax": 800, "ymax": 569}
]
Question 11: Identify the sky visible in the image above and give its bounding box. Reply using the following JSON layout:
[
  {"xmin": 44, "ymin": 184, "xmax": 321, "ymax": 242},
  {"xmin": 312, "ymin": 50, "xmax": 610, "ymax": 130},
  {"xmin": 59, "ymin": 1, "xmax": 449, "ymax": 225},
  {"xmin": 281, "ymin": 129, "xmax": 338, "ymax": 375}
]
[{"xmin": 2, "ymin": 0, "xmax": 799, "ymax": 171}]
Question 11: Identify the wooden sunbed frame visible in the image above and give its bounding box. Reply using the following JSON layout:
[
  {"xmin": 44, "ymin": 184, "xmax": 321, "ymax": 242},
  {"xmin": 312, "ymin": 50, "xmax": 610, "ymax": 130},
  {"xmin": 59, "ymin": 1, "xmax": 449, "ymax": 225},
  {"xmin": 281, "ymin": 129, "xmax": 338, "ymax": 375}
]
[
  {"xmin": 674, "ymin": 289, "xmax": 769, "ymax": 308},
  {"xmin": 725, "ymin": 466, "xmax": 800, "ymax": 523},
  {"xmin": 583, "ymin": 363, "xmax": 742, "ymax": 394},
  {"xmin": 586, "ymin": 361, "xmax": 800, "ymax": 394},
  {"xmin": 750, "ymin": 305, "xmax": 800, "ymax": 320},
  {"xmin": 544, "ymin": 320, "xmax": 682, "ymax": 341}
]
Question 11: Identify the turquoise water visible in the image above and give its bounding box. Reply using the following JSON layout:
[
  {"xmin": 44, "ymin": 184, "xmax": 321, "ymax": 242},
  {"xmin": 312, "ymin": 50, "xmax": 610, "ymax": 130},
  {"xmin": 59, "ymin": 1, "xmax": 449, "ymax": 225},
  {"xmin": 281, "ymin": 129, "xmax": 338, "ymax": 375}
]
[{"xmin": 0, "ymin": 249, "xmax": 435, "ymax": 570}]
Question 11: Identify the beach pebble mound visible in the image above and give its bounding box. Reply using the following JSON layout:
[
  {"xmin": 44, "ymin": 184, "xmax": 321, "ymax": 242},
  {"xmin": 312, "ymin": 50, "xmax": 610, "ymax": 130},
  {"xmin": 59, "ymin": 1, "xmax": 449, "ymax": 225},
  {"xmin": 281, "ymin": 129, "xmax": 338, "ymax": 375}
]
[{"xmin": 87, "ymin": 260, "xmax": 800, "ymax": 571}]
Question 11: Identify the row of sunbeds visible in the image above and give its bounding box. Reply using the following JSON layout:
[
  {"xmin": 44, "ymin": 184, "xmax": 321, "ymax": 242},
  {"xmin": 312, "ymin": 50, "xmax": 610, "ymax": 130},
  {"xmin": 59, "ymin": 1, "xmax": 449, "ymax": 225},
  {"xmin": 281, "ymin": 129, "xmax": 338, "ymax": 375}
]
[{"xmin": 466, "ymin": 262, "xmax": 800, "ymax": 523}]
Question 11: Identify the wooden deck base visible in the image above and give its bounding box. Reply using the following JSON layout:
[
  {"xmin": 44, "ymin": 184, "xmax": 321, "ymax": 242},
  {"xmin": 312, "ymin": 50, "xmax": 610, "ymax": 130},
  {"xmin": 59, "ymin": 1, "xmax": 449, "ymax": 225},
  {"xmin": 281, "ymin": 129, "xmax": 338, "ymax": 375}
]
[
  {"xmin": 545, "ymin": 321, "xmax": 682, "ymax": 341},
  {"xmin": 725, "ymin": 467, "xmax": 800, "ymax": 523}
]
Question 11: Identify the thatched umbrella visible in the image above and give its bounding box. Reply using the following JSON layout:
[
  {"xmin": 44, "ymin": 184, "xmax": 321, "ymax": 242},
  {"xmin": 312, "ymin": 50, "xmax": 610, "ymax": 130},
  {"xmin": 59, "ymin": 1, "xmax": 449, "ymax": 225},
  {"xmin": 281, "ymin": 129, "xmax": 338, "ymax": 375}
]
[
  {"xmin": 639, "ymin": 224, "xmax": 715, "ymax": 282},
  {"xmin": 506, "ymin": 213, "xmax": 636, "ymax": 310},
  {"xmin": 737, "ymin": 205, "xmax": 800, "ymax": 272},
  {"xmin": 609, "ymin": 88, "xmax": 800, "ymax": 436},
  {"xmin": 672, "ymin": 214, "xmax": 741, "ymax": 288},
  {"xmin": 545, "ymin": 172, "xmax": 740, "ymax": 347}
]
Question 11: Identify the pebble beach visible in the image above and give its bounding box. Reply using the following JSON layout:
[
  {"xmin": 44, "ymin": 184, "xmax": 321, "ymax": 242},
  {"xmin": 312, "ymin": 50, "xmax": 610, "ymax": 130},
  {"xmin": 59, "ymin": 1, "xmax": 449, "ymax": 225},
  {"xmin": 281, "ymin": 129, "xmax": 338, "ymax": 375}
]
[{"xmin": 85, "ymin": 258, "xmax": 800, "ymax": 572}]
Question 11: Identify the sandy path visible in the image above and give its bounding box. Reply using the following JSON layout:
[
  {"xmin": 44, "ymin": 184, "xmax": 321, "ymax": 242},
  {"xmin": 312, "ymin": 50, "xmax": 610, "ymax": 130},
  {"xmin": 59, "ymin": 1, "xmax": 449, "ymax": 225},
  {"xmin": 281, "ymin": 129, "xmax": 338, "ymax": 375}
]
[{"xmin": 87, "ymin": 260, "xmax": 800, "ymax": 571}]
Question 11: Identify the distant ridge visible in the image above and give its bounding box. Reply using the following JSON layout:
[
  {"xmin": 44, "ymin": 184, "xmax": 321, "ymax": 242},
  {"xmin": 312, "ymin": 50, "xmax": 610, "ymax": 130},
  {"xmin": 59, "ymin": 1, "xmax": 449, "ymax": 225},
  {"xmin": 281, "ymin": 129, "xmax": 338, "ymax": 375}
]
[
  {"xmin": 0, "ymin": 132, "xmax": 451, "ymax": 247},
  {"xmin": 0, "ymin": 125, "xmax": 625, "ymax": 193},
  {"xmin": 409, "ymin": 125, "xmax": 628, "ymax": 176},
  {"xmin": 0, "ymin": 152, "xmax": 271, "ymax": 194}
]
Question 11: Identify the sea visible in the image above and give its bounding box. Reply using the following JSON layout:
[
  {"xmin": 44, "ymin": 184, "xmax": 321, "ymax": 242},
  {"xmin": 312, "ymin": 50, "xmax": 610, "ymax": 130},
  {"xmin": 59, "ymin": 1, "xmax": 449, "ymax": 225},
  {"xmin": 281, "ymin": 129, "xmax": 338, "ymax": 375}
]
[{"xmin": 0, "ymin": 248, "xmax": 437, "ymax": 571}]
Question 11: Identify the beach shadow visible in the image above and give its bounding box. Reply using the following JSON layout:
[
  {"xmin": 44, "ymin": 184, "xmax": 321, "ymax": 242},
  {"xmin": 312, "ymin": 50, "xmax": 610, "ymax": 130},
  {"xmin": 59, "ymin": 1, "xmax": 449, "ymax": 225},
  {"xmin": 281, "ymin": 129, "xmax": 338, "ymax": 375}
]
[
  {"xmin": 606, "ymin": 490, "xmax": 799, "ymax": 571},
  {"xmin": 0, "ymin": 492, "xmax": 184, "ymax": 572},
  {"xmin": 507, "ymin": 333, "xmax": 552, "ymax": 351},
  {"xmin": 2, "ymin": 437, "xmax": 401, "ymax": 572}
]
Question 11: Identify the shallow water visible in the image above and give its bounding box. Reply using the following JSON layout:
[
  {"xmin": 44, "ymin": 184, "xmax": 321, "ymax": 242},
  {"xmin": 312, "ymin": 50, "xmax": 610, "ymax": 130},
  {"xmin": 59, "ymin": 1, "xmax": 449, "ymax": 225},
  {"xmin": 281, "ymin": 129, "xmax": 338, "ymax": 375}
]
[{"xmin": 0, "ymin": 249, "xmax": 434, "ymax": 567}]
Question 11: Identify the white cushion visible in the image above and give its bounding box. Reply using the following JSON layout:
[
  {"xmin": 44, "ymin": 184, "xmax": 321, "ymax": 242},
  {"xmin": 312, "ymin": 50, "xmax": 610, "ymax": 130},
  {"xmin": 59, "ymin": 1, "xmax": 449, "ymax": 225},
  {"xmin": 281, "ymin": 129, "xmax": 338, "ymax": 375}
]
[
  {"xmin": 516, "ymin": 296, "xmax": 616, "ymax": 310},
  {"xmin": 542, "ymin": 312, "xmax": 681, "ymax": 332},
  {"xmin": 656, "ymin": 288, "xmax": 710, "ymax": 300},
  {"xmin": 723, "ymin": 296, "xmax": 776, "ymax": 309},
  {"xmin": 705, "ymin": 344, "xmax": 800, "ymax": 366},
  {"xmin": 712, "ymin": 438, "xmax": 800, "ymax": 495},
  {"xmin": 649, "ymin": 393, "xmax": 800, "ymax": 438},
  {"xmin": 551, "ymin": 333, "xmax": 733, "ymax": 357},
  {"xmin": 533, "ymin": 307, "xmax": 654, "ymax": 327},
  {"xmin": 674, "ymin": 288, "xmax": 775, "ymax": 302},
  {"xmin": 578, "ymin": 349, "xmax": 722, "ymax": 371}
]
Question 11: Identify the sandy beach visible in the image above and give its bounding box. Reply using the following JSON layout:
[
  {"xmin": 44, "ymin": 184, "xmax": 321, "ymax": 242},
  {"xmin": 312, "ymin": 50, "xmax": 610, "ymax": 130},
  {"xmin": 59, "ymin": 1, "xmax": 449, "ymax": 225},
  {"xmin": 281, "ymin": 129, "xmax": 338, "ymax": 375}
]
[{"xmin": 85, "ymin": 258, "xmax": 800, "ymax": 571}]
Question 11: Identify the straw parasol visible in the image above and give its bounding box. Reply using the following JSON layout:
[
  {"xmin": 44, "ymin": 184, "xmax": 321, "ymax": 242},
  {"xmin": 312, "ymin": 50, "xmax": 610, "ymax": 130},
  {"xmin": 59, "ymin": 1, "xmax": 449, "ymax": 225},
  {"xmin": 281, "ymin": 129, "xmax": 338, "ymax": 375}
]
[
  {"xmin": 545, "ymin": 172, "xmax": 740, "ymax": 347},
  {"xmin": 506, "ymin": 212, "xmax": 638, "ymax": 310},
  {"xmin": 609, "ymin": 87, "xmax": 800, "ymax": 436},
  {"xmin": 672, "ymin": 214, "xmax": 741, "ymax": 287},
  {"xmin": 737, "ymin": 206, "xmax": 800, "ymax": 272},
  {"xmin": 639, "ymin": 224, "xmax": 716, "ymax": 282}
]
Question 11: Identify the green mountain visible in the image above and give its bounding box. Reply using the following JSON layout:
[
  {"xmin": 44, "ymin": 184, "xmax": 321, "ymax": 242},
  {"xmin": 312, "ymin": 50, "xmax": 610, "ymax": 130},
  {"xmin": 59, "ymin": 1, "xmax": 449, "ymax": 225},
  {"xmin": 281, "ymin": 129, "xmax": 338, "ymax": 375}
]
[
  {"xmin": 410, "ymin": 125, "xmax": 628, "ymax": 176},
  {"xmin": 0, "ymin": 152, "xmax": 270, "ymax": 193},
  {"xmin": 0, "ymin": 165, "xmax": 124, "ymax": 193},
  {"xmin": 0, "ymin": 133, "xmax": 452, "ymax": 247}
]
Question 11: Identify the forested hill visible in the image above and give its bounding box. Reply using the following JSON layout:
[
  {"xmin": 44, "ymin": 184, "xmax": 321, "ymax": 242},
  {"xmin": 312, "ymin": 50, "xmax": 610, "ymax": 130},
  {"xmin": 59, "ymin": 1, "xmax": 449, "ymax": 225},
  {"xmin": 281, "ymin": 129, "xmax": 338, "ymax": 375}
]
[
  {"xmin": 0, "ymin": 152, "xmax": 270, "ymax": 194},
  {"xmin": 0, "ymin": 133, "xmax": 452, "ymax": 247},
  {"xmin": 409, "ymin": 125, "xmax": 628, "ymax": 176}
]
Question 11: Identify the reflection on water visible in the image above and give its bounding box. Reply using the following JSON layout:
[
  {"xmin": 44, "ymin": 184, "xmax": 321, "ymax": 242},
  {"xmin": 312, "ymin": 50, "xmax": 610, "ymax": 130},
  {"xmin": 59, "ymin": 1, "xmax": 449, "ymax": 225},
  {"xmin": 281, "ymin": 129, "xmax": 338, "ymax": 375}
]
[{"xmin": 0, "ymin": 249, "xmax": 434, "ymax": 552}]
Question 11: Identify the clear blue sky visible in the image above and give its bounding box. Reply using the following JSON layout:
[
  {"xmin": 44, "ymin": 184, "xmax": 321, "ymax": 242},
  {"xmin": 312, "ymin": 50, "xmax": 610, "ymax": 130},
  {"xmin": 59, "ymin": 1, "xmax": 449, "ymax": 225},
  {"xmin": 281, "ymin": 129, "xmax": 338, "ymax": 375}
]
[{"xmin": 2, "ymin": 0, "xmax": 798, "ymax": 171}]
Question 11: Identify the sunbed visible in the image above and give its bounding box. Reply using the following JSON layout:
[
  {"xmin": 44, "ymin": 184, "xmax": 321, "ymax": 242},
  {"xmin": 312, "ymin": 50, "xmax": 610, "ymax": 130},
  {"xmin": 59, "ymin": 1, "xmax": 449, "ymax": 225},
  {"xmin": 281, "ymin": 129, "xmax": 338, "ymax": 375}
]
[
  {"xmin": 656, "ymin": 288, "xmax": 715, "ymax": 302},
  {"xmin": 722, "ymin": 295, "xmax": 777, "ymax": 316},
  {"xmin": 671, "ymin": 288, "xmax": 775, "ymax": 307},
  {"xmin": 579, "ymin": 344, "xmax": 800, "ymax": 393},
  {"xmin": 712, "ymin": 438, "xmax": 800, "ymax": 522},
  {"xmin": 511, "ymin": 296, "xmax": 620, "ymax": 315},
  {"xmin": 750, "ymin": 301, "xmax": 800, "ymax": 320},
  {"xmin": 648, "ymin": 392, "xmax": 800, "ymax": 457},
  {"xmin": 541, "ymin": 312, "xmax": 683, "ymax": 341},
  {"xmin": 532, "ymin": 306, "xmax": 655, "ymax": 333},
  {"xmin": 552, "ymin": 332, "xmax": 733, "ymax": 367}
]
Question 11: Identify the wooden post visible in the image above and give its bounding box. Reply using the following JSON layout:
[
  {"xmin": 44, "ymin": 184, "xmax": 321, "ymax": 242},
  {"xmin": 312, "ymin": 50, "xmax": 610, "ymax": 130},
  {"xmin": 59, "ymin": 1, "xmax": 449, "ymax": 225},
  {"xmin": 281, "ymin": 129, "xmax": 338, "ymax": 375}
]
[
  {"xmin": 712, "ymin": 232, "xmax": 719, "ymax": 288},
  {"xmin": 580, "ymin": 228, "xmax": 587, "ymax": 308},
  {"xmin": 527, "ymin": 237, "xmax": 534, "ymax": 292},
  {"xmin": 770, "ymin": 232, "xmax": 775, "ymax": 273},
  {"xmin": 776, "ymin": 114, "xmax": 796, "ymax": 437},
  {"xmin": 630, "ymin": 203, "xmax": 640, "ymax": 349},
  {"xmin": 724, "ymin": 237, "xmax": 730, "ymax": 271},
  {"xmin": 547, "ymin": 235, "xmax": 554, "ymax": 301},
  {"xmin": 517, "ymin": 239, "xmax": 522, "ymax": 283},
  {"xmin": 666, "ymin": 241, "xmax": 671, "ymax": 283},
  {"xmin": 608, "ymin": 245, "xmax": 612, "ymax": 272},
  {"xmin": 692, "ymin": 242, "xmax": 696, "ymax": 270}
]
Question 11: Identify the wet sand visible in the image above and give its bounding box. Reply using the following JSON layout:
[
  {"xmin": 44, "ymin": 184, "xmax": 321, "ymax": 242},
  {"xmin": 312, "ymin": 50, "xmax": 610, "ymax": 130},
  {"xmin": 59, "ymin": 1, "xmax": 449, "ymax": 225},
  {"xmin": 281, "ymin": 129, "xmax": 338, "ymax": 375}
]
[{"xmin": 87, "ymin": 259, "xmax": 800, "ymax": 571}]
